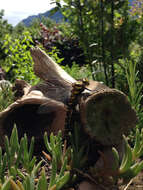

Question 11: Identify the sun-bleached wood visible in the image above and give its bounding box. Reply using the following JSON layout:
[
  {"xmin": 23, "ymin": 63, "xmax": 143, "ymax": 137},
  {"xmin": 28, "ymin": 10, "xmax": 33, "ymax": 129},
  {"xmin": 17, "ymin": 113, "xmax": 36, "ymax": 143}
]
[{"xmin": 30, "ymin": 47, "xmax": 76, "ymax": 89}]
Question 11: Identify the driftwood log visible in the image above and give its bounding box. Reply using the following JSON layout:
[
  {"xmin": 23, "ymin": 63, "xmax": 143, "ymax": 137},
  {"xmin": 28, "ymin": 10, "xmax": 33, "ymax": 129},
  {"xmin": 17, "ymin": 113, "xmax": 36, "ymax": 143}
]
[{"xmin": 0, "ymin": 47, "xmax": 137, "ymax": 188}]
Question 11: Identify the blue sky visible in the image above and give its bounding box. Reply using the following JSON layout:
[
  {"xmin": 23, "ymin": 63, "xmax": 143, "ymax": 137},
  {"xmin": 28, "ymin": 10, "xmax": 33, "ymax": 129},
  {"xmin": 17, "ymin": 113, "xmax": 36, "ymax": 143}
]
[{"xmin": 1, "ymin": 0, "xmax": 55, "ymax": 26}]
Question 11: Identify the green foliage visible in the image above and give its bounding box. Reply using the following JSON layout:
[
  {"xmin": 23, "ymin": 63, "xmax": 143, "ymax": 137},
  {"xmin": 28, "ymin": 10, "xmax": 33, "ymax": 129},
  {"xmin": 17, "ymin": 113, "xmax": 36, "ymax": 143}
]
[
  {"xmin": 12, "ymin": 23, "xmax": 27, "ymax": 38},
  {"xmin": 123, "ymin": 57, "xmax": 143, "ymax": 134},
  {"xmin": 52, "ymin": 0, "xmax": 100, "ymax": 80},
  {"xmin": 0, "ymin": 122, "xmax": 143, "ymax": 189},
  {"xmin": 69, "ymin": 125, "xmax": 88, "ymax": 169},
  {"xmin": 47, "ymin": 46, "xmax": 64, "ymax": 65},
  {"xmin": 2, "ymin": 31, "xmax": 38, "ymax": 84},
  {"xmin": 1, "ymin": 2, "xmax": 143, "ymax": 189},
  {"xmin": 113, "ymin": 63, "xmax": 128, "ymax": 93},
  {"xmin": 0, "ymin": 126, "xmax": 42, "ymax": 186},
  {"xmin": 118, "ymin": 56, "xmax": 143, "ymax": 143},
  {"xmin": 0, "ymin": 125, "xmax": 89, "ymax": 189},
  {"xmin": 1, "ymin": 1, "xmax": 143, "ymax": 91},
  {"xmin": 0, "ymin": 84, "xmax": 14, "ymax": 112},
  {"xmin": 125, "ymin": 60, "xmax": 143, "ymax": 113},
  {"xmin": 0, "ymin": 10, "xmax": 13, "ymax": 37},
  {"xmin": 52, "ymin": 0, "xmax": 136, "ymax": 86},
  {"xmin": 28, "ymin": 17, "xmax": 56, "ymax": 41},
  {"xmin": 4, "ymin": 126, "xmax": 38, "ymax": 175},
  {"xmin": 0, "ymin": 10, "xmax": 13, "ymax": 67},
  {"xmin": 89, "ymin": 131, "xmax": 143, "ymax": 186},
  {"xmin": 111, "ymin": 131, "xmax": 143, "ymax": 184},
  {"xmin": 44, "ymin": 131, "xmax": 72, "ymax": 190},
  {"xmin": 63, "ymin": 62, "xmax": 92, "ymax": 80},
  {"xmin": 0, "ymin": 127, "xmax": 72, "ymax": 190},
  {"xmin": 132, "ymin": 129, "xmax": 143, "ymax": 160}
]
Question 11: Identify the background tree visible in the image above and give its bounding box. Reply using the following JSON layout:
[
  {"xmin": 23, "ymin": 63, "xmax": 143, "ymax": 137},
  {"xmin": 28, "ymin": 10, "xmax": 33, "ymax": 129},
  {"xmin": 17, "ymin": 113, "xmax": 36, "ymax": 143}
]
[
  {"xmin": 51, "ymin": 0, "xmax": 139, "ymax": 89},
  {"xmin": 0, "ymin": 10, "xmax": 13, "ymax": 67}
]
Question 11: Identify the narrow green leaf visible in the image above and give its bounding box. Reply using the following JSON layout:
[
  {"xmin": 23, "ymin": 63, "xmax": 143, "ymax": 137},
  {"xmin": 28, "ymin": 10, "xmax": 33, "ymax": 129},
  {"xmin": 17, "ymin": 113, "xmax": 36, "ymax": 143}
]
[
  {"xmin": 36, "ymin": 168, "xmax": 47, "ymax": 190},
  {"xmin": 29, "ymin": 157, "xmax": 36, "ymax": 173},
  {"xmin": 22, "ymin": 135, "xmax": 29, "ymax": 169},
  {"xmin": 16, "ymin": 169, "xmax": 26, "ymax": 180},
  {"xmin": 9, "ymin": 166, "xmax": 17, "ymax": 179},
  {"xmin": 2, "ymin": 153, "xmax": 7, "ymax": 179},
  {"xmin": 48, "ymin": 155, "xmax": 57, "ymax": 188},
  {"xmin": 112, "ymin": 147, "xmax": 120, "ymax": 170},
  {"xmin": 29, "ymin": 137, "xmax": 34, "ymax": 161},
  {"xmin": 132, "ymin": 129, "xmax": 140, "ymax": 159},
  {"xmin": 15, "ymin": 140, "xmax": 23, "ymax": 168},
  {"xmin": 58, "ymin": 156, "xmax": 68, "ymax": 179},
  {"xmin": 4, "ymin": 136, "xmax": 10, "ymax": 158},
  {"xmin": 56, "ymin": 171, "xmax": 70, "ymax": 190},
  {"xmin": 10, "ymin": 125, "xmax": 19, "ymax": 152},
  {"xmin": 120, "ymin": 135, "xmax": 133, "ymax": 173},
  {"xmin": 50, "ymin": 133, "xmax": 55, "ymax": 150},
  {"xmin": 24, "ymin": 175, "xmax": 35, "ymax": 190},
  {"xmin": 1, "ymin": 176, "xmax": 12, "ymax": 190},
  {"xmin": 44, "ymin": 132, "xmax": 52, "ymax": 153},
  {"xmin": 31, "ymin": 160, "xmax": 43, "ymax": 177}
]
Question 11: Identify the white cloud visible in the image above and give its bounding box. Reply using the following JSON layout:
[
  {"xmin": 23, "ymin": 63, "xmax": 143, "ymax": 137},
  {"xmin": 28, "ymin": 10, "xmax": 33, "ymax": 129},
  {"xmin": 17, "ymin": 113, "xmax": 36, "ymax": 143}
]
[{"xmin": 1, "ymin": 0, "xmax": 55, "ymax": 26}]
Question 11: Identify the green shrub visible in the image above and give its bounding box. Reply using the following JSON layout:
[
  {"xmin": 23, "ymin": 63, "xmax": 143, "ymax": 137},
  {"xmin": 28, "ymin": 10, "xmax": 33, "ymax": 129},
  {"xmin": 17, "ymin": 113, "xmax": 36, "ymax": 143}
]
[
  {"xmin": 0, "ymin": 83, "xmax": 14, "ymax": 112},
  {"xmin": 0, "ymin": 124, "xmax": 143, "ymax": 189},
  {"xmin": 2, "ymin": 31, "xmax": 38, "ymax": 84},
  {"xmin": 0, "ymin": 126, "xmax": 73, "ymax": 190},
  {"xmin": 63, "ymin": 62, "xmax": 92, "ymax": 80}
]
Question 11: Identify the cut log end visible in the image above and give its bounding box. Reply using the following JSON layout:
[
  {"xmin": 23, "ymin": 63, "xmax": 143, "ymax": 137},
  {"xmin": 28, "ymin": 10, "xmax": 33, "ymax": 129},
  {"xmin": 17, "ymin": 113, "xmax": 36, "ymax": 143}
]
[{"xmin": 80, "ymin": 89, "xmax": 137, "ymax": 146}]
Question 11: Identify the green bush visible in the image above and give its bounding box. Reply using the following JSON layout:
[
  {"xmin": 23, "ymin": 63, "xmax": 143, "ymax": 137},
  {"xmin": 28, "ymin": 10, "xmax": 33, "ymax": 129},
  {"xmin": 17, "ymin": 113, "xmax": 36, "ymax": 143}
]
[
  {"xmin": 63, "ymin": 62, "xmax": 92, "ymax": 80},
  {"xmin": 0, "ymin": 84, "xmax": 14, "ymax": 112},
  {"xmin": 2, "ymin": 31, "xmax": 38, "ymax": 84}
]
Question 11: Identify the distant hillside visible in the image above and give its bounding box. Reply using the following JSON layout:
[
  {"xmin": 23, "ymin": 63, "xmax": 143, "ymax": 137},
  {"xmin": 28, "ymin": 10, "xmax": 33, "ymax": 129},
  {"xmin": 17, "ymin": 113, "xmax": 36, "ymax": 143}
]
[
  {"xmin": 21, "ymin": 0, "xmax": 134, "ymax": 26},
  {"xmin": 21, "ymin": 9, "xmax": 64, "ymax": 26}
]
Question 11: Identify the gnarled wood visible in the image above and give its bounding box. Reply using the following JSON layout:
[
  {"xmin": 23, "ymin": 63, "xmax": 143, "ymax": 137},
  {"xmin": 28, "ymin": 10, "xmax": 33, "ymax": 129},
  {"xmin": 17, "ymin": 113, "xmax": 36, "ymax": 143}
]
[
  {"xmin": 0, "ymin": 47, "xmax": 137, "ymax": 164},
  {"xmin": 30, "ymin": 47, "xmax": 76, "ymax": 89},
  {"xmin": 0, "ymin": 47, "xmax": 138, "ymax": 189}
]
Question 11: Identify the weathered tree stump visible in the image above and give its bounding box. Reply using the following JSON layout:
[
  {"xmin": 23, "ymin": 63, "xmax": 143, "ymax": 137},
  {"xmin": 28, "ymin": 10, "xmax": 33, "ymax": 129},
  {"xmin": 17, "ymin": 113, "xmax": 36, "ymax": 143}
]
[
  {"xmin": 0, "ymin": 47, "xmax": 137, "ymax": 188},
  {"xmin": 80, "ymin": 86, "xmax": 136, "ymax": 146}
]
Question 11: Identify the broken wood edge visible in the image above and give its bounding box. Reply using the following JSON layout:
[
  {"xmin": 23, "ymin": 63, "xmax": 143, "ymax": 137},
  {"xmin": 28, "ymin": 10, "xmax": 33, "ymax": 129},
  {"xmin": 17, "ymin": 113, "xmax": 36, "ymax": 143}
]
[{"xmin": 30, "ymin": 47, "xmax": 76, "ymax": 89}]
